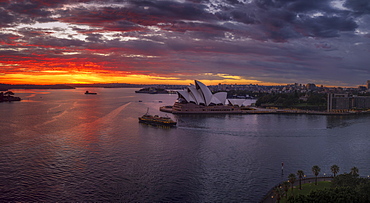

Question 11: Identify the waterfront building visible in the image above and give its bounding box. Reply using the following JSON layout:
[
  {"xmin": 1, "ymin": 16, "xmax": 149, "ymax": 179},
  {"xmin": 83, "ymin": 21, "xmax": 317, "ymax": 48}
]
[
  {"xmin": 352, "ymin": 96, "xmax": 370, "ymax": 109},
  {"xmin": 170, "ymin": 80, "xmax": 247, "ymax": 113},
  {"xmin": 327, "ymin": 93, "xmax": 370, "ymax": 111},
  {"xmin": 176, "ymin": 80, "xmax": 228, "ymax": 106},
  {"xmin": 367, "ymin": 80, "xmax": 370, "ymax": 89},
  {"xmin": 327, "ymin": 94, "xmax": 350, "ymax": 111}
]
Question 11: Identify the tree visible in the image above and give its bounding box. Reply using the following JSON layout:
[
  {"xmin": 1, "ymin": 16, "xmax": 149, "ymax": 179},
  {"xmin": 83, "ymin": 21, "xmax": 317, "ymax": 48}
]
[
  {"xmin": 273, "ymin": 186, "xmax": 284, "ymax": 203},
  {"xmin": 350, "ymin": 167, "xmax": 359, "ymax": 177},
  {"xmin": 4, "ymin": 91, "xmax": 14, "ymax": 97},
  {"xmin": 331, "ymin": 165, "xmax": 340, "ymax": 177},
  {"xmin": 297, "ymin": 170, "xmax": 304, "ymax": 190},
  {"xmin": 312, "ymin": 165, "xmax": 321, "ymax": 185},
  {"xmin": 287, "ymin": 187, "xmax": 361, "ymax": 202},
  {"xmin": 282, "ymin": 181, "xmax": 290, "ymax": 198},
  {"xmin": 288, "ymin": 173, "xmax": 296, "ymax": 192},
  {"xmin": 331, "ymin": 173, "xmax": 360, "ymax": 188}
]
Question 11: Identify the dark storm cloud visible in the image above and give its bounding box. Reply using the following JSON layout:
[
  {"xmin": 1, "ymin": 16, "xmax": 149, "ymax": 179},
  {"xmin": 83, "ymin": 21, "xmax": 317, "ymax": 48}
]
[
  {"xmin": 7, "ymin": 2, "xmax": 52, "ymax": 16},
  {"xmin": 297, "ymin": 15, "xmax": 358, "ymax": 38},
  {"xmin": 1, "ymin": 0, "xmax": 370, "ymax": 86},
  {"xmin": 0, "ymin": 33, "xmax": 21, "ymax": 46},
  {"xmin": 241, "ymin": 0, "xmax": 358, "ymax": 41},
  {"xmin": 0, "ymin": 8, "xmax": 16, "ymax": 27},
  {"xmin": 29, "ymin": 36, "xmax": 86, "ymax": 48},
  {"xmin": 85, "ymin": 33, "xmax": 103, "ymax": 42},
  {"xmin": 0, "ymin": 0, "xmax": 67, "ymax": 27},
  {"xmin": 8, "ymin": 0, "xmax": 358, "ymax": 42},
  {"xmin": 255, "ymin": 0, "xmax": 331, "ymax": 12},
  {"xmin": 128, "ymin": 0, "xmax": 209, "ymax": 21},
  {"xmin": 344, "ymin": 0, "xmax": 370, "ymax": 15},
  {"xmin": 58, "ymin": 0, "xmax": 216, "ymax": 34}
]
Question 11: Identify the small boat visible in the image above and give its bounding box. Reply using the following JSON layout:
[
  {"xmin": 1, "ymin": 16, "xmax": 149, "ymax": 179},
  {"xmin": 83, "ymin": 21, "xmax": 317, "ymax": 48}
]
[
  {"xmin": 85, "ymin": 91, "xmax": 97, "ymax": 95},
  {"xmin": 138, "ymin": 109, "xmax": 177, "ymax": 127}
]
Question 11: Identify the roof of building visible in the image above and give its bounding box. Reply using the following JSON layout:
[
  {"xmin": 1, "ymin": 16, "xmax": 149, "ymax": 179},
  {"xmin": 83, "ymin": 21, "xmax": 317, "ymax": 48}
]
[{"xmin": 177, "ymin": 80, "xmax": 228, "ymax": 106}]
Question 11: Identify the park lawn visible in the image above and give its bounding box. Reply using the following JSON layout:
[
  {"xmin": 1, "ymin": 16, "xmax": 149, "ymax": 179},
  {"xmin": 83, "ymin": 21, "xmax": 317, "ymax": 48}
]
[{"xmin": 281, "ymin": 181, "xmax": 332, "ymax": 202}]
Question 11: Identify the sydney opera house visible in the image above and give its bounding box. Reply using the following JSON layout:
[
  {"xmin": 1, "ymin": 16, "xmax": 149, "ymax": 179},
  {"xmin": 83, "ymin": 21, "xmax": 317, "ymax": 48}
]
[{"xmin": 160, "ymin": 80, "xmax": 248, "ymax": 114}]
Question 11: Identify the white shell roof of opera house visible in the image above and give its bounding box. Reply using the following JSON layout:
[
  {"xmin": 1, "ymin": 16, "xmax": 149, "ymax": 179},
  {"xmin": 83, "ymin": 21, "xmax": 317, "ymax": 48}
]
[{"xmin": 176, "ymin": 80, "xmax": 244, "ymax": 106}]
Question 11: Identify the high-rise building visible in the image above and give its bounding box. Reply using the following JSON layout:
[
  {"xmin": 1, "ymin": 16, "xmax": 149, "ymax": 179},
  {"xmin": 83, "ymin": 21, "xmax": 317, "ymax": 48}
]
[
  {"xmin": 367, "ymin": 80, "xmax": 370, "ymax": 89},
  {"xmin": 327, "ymin": 93, "xmax": 370, "ymax": 111},
  {"xmin": 327, "ymin": 94, "xmax": 350, "ymax": 111}
]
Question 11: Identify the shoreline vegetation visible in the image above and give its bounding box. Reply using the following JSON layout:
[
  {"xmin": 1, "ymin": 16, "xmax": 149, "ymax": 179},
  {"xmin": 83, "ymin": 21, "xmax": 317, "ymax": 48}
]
[
  {"xmin": 0, "ymin": 83, "xmax": 184, "ymax": 91},
  {"xmin": 262, "ymin": 165, "xmax": 370, "ymax": 203},
  {"xmin": 135, "ymin": 87, "xmax": 177, "ymax": 94},
  {"xmin": 255, "ymin": 92, "xmax": 327, "ymax": 111},
  {"xmin": 0, "ymin": 84, "xmax": 75, "ymax": 91}
]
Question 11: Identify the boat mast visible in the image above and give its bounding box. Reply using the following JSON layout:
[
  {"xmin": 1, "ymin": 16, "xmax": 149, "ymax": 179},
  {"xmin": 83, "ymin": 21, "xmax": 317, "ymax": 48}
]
[{"xmin": 146, "ymin": 107, "xmax": 149, "ymax": 115}]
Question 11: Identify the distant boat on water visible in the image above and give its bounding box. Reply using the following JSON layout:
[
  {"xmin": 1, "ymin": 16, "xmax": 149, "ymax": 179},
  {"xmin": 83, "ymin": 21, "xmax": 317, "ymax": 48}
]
[{"xmin": 85, "ymin": 91, "xmax": 97, "ymax": 95}]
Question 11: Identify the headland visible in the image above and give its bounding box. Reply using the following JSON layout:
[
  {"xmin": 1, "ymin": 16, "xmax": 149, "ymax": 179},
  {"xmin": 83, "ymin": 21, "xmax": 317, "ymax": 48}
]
[
  {"xmin": 0, "ymin": 91, "xmax": 21, "ymax": 102},
  {"xmin": 159, "ymin": 80, "xmax": 370, "ymax": 115}
]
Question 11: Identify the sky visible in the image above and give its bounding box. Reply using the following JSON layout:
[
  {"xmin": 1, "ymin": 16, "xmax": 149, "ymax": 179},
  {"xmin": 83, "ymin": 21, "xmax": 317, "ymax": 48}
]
[{"xmin": 0, "ymin": 0, "xmax": 369, "ymax": 86}]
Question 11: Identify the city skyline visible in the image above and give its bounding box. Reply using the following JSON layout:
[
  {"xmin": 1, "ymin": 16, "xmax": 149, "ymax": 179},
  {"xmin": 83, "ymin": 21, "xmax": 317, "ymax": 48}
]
[{"xmin": 0, "ymin": 0, "xmax": 369, "ymax": 86}]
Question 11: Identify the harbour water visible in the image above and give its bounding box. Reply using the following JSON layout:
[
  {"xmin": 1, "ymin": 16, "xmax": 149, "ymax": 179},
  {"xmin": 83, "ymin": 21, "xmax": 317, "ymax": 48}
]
[{"xmin": 1, "ymin": 88, "xmax": 370, "ymax": 202}]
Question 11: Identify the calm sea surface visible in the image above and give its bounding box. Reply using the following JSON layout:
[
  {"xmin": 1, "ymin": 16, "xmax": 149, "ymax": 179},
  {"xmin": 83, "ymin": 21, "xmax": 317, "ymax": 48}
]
[{"xmin": 1, "ymin": 88, "xmax": 370, "ymax": 202}]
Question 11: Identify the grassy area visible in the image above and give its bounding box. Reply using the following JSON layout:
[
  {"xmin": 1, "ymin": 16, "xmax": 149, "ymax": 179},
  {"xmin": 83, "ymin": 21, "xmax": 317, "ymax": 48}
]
[{"xmin": 280, "ymin": 181, "xmax": 332, "ymax": 202}]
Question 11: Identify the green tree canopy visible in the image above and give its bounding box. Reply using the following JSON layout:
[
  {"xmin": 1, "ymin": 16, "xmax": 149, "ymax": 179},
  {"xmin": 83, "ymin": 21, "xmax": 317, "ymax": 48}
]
[
  {"xmin": 296, "ymin": 170, "xmax": 304, "ymax": 190},
  {"xmin": 312, "ymin": 165, "xmax": 321, "ymax": 185},
  {"xmin": 331, "ymin": 165, "xmax": 340, "ymax": 177}
]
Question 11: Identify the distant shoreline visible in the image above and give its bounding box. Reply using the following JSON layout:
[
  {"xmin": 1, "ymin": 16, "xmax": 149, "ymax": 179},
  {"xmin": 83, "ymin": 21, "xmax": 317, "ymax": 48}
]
[
  {"xmin": 0, "ymin": 83, "xmax": 186, "ymax": 90},
  {"xmin": 0, "ymin": 84, "xmax": 75, "ymax": 90}
]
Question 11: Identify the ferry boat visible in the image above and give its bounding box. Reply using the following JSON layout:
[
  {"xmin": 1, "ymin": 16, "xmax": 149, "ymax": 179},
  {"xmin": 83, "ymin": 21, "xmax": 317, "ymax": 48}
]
[{"xmin": 138, "ymin": 110, "xmax": 177, "ymax": 127}]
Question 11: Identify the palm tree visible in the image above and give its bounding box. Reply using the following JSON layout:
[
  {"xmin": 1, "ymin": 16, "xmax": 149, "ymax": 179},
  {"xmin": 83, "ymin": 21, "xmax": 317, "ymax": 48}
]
[
  {"xmin": 282, "ymin": 181, "xmax": 290, "ymax": 198},
  {"xmin": 312, "ymin": 165, "xmax": 321, "ymax": 185},
  {"xmin": 331, "ymin": 165, "xmax": 340, "ymax": 177},
  {"xmin": 288, "ymin": 173, "xmax": 296, "ymax": 192},
  {"xmin": 273, "ymin": 186, "xmax": 284, "ymax": 203},
  {"xmin": 350, "ymin": 167, "xmax": 359, "ymax": 177},
  {"xmin": 297, "ymin": 170, "xmax": 304, "ymax": 190}
]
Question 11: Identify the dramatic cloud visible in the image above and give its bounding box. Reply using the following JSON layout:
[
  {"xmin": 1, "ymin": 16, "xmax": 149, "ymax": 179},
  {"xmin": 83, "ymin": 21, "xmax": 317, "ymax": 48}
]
[{"xmin": 0, "ymin": 0, "xmax": 369, "ymax": 86}]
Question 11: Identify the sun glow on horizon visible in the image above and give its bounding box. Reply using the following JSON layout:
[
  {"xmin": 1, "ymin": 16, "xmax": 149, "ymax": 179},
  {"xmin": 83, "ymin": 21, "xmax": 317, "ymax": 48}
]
[{"xmin": 0, "ymin": 70, "xmax": 288, "ymax": 86}]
